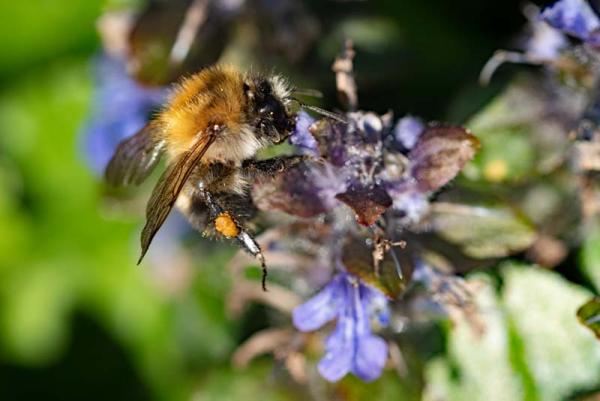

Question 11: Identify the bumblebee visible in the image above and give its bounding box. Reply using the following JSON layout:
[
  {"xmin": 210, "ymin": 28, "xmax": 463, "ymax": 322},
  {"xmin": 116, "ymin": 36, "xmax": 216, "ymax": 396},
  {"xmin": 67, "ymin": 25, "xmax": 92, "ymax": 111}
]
[{"xmin": 106, "ymin": 65, "xmax": 332, "ymax": 289}]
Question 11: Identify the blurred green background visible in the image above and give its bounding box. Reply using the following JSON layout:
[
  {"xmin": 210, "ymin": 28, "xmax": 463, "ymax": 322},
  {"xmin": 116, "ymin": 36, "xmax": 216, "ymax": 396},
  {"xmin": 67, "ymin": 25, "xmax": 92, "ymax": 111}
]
[{"xmin": 1, "ymin": 1, "xmax": 600, "ymax": 401}]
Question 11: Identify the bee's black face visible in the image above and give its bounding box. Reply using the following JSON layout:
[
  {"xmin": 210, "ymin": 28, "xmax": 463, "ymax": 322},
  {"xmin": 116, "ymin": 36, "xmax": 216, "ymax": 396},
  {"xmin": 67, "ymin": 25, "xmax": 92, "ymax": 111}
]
[{"xmin": 246, "ymin": 79, "xmax": 295, "ymax": 143}]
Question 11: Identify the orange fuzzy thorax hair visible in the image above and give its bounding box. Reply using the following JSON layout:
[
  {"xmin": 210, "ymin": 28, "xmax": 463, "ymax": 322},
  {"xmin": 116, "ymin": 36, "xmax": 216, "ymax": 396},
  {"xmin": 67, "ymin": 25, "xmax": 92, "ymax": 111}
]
[{"xmin": 157, "ymin": 65, "xmax": 250, "ymax": 161}]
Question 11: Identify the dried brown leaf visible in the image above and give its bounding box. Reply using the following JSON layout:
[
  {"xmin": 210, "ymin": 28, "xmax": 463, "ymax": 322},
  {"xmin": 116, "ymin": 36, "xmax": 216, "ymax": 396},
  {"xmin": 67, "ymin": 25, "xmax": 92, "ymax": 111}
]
[{"xmin": 335, "ymin": 184, "xmax": 392, "ymax": 226}]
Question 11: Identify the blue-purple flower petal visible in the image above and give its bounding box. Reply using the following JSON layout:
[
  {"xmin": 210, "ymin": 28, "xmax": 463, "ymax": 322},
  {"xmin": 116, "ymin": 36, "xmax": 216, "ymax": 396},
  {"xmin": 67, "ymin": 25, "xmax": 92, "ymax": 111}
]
[
  {"xmin": 394, "ymin": 116, "xmax": 424, "ymax": 150},
  {"xmin": 295, "ymin": 272, "xmax": 389, "ymax": 382},
  {"xmin": 387, "ymin": 182, "xmax": 430, "ymax": 223},
  {"xmin": 352, "ymin": 335, "xmax": 388, "ymax": 382},
  {"xmin": 292, "ymin": 273, "xmax": 345, "ymax": 331},
  {"xmin": 542, "ymin": 0, "xmax": 600, "ymax": 42},
  {"xmin": 526, "ymin": 17, "xmax": 568, "ymax": 59},
  {"xmin": 81, "ymin": 55, "xmax": 166, "ymax": 173},
  {"xmin": 356, "ymin": 112, "xmax": 384, "ymax": 141},
  {"xmin": 289, "ymin": 111, "xmax": 318, "ymax": 155},
  {"xmin": 318, "ymin": 307, "xmax": 354, "ymax": 382},
  {"xmin": 361, "ymin": 284, "xmax": 391, "ymax": 327}
]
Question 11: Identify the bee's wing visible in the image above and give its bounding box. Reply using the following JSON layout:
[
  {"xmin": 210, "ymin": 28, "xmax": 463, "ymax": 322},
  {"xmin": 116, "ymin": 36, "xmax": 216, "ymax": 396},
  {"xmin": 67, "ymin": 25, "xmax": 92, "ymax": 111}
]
[
  {"xmin": 138, "ymin": 124, "xmax": 223, "ymax": 264},
  {"xmin": 105, "ymin": 122, "xmax": 165, "ymax": 187}
]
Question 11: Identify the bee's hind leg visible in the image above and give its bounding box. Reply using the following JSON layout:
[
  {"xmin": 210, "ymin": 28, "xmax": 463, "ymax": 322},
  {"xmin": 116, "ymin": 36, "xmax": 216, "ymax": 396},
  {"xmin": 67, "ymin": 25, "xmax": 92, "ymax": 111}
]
[
  {"xmin": 236, "ymin": 229, "xmax": 268, "ymax": 291},
  {"xmin": 201, "ymin": 190, "xmax": 269, "ymax": 291}
]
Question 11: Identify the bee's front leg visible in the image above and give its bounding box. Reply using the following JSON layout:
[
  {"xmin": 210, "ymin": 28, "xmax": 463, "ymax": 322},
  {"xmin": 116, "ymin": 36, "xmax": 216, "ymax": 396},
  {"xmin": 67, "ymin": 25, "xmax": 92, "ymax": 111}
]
[
  {"xmin": 200, "ymin": 190, "xmax": 269, "ymax": 291},
  {"xmin": 241, "ymin": 155, "xmax": 309, "ymax": 177}
]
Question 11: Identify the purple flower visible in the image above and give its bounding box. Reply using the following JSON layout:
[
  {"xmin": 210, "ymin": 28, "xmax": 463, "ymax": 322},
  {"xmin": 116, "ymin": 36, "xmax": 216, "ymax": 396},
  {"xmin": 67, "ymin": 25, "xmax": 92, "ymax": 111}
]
[
  {"xmin": 289, "ymin": 111, "xmax": 318, "ymax": 155},
  {"xmin": 527, "ymin": 13, "xmax": 568, "ymax": 59},
  {"xmin": 542, "ymin": 0, "xmax": 600, "ymax": 46},
  {"xmin": 394, "ymin": 116, "xmax": 424, "ymax": 150},
  {"xmin": 265, "ymin": 112, "xmax": 478, "ymax": 228},
  {"xmin": 81, "ymin": 55, "xmax": 166, "ymax": 173},
  {"xmin": 292, "ymin": 273, "xmax": 389, "ymax": 382},
  {"xmin": 385, "ymin": 181, "xmax": 430, "ymax": 224}
]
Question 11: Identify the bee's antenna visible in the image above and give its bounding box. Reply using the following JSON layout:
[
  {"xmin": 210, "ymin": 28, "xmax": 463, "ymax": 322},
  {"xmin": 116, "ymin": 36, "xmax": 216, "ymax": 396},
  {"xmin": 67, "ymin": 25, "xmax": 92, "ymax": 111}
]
[
  {"xmin": 291, "ymin": 97, "xmax": 348, "ymax": 124},
  {"xmin": 291, "ymin": 88, "xmax": 324, "ymax": 98},
  {"xmin": 304, "ymin": 104, "xmax": 348, "ymax": 124}
]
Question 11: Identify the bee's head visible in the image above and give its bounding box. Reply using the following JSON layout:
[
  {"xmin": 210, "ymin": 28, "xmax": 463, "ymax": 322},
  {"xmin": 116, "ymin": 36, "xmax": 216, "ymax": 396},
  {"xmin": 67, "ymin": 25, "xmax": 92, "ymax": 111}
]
[{"xmin": 244, "ymin": 75, "xmax": 295, "ymax": 144}]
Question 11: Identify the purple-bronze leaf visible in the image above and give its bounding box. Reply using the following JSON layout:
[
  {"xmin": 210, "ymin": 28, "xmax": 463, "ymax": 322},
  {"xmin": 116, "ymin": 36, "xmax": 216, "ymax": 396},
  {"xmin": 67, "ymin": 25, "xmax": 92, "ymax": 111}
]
[
  {"xmin": 335, "ymin": 184, "xmax": 392, "ymax": 226},
  {"xmin": 409, "ymin": 125, "xmax": 479, "ymax": 192},
  {"xmin": 252, "ymin": 163, "xmax": 333, "ymax": 218}
]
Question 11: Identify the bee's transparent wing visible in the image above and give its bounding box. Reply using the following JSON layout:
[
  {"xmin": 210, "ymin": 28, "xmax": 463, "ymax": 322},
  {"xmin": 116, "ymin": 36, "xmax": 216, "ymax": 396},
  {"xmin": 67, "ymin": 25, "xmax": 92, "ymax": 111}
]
[
  {"xmin": 138, "ymin": 125, "xmax": 222, "ymax": 263},
  {"xmin": 105, "ymin": 122, "xmax": 165, "ymax": 186}
]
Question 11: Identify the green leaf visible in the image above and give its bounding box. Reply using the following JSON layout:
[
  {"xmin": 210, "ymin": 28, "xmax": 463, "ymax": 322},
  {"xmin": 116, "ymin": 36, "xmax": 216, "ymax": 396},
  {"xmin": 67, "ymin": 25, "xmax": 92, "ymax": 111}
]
[
  {"xmin": 0, "ymin": 59, "xmax": 97, "ymax": 364},
  {"xmin": 194, "ymin": 363, "xmax": 300, "ymax": 401},
  {"xmin": 425, "ymin": 265, "xmax": 600, "ymax": 401},
  {"xmin": 423, "ymin": 274, "xmax": 524, "ymax": 401},
  {"xmin": 341, "ymin": 235, "xmax": 408, "ymax": 298},
  {"xmin": 577, "ymin": 298, "xmax": 600, "ymax": 340},
  {"xmin": 464, "ymin": 76, "xmax": 569, "ymax": 183},
  {"xmin": 0, "ymin": 0, "xmax": 102, "ymax": 77},
  {"xmin": 502, "ymin": 266, "xmax": 600, "ymax": 401},
  {"xmin": 581, "ymin": 226, "xmax": 600, "ymax": 292},
  {"xmin": 336, "ymin": 369, "xmax": 423, "ymax": 401},
  {"xmin": 430, "ymin": 203, "xmax": 536, "ymax": 259},
  {"xmin": 0, "ymin": 264, "xmax": 76, "ymax": 363},
  {"xmin": 0, "ymin": 59, "xmax": 192, "ymax": 399}
]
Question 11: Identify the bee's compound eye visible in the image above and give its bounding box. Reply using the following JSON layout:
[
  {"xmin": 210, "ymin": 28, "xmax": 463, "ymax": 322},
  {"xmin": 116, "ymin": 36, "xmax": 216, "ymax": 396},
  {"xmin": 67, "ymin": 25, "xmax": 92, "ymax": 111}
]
[{"xmin": 259, "ymin": 81, "xmax": 271, "ymax": 95}]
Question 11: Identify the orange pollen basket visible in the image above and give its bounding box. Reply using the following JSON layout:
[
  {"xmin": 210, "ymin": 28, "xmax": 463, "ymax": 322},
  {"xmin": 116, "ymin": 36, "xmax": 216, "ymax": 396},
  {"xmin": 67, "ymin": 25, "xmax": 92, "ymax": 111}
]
[{"xmin": 214, "ymin": 212, "xmax": 240, "ymax": 238}]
